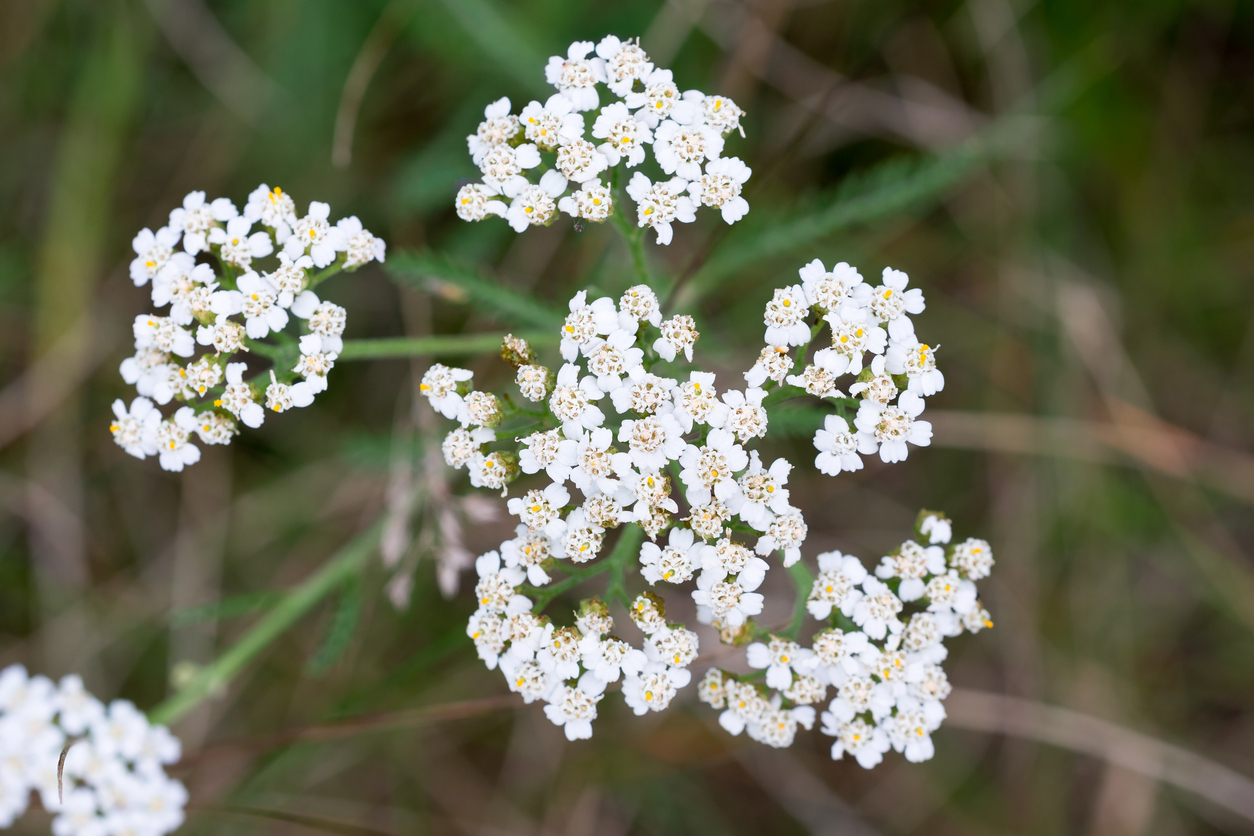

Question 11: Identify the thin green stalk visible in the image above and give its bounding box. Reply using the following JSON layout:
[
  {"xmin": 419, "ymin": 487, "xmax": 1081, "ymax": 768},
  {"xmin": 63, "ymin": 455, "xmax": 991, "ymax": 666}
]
[
  {"xmin": 608, "ymin": 200, "xmax": 651, "ymax": 289},
  {"xmin": 308, "ymin": 263, "xmax": 343, "ymax": 289},
  {"xmin": 337, "ymin": 330, "xmax": 554, "ymax": 361},
  {"xmin": 603, "ymin": 524, "xmax": 644, "ymax": 608},
  {"xmin": 783, "ymin": 560, "xmax": 814, "ymax": 640},
  {"xmin": 149, "ymin": 521, "xmax": 382, "ymax": 726},
  {"xmin": 527, "ymin": 560, "xmax": 615, "ymax": 612}
]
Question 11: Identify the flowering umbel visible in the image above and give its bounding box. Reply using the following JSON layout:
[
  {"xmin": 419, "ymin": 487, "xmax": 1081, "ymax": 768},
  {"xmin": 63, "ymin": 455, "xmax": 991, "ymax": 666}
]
[
  {"xmin": 112, "ymin": 186, "xmax": 386, "ymax": 470},
  {"xmin": 456, "ymin": 36, "xmax": 750, "ymax": 244},
  {"xmin": 419, "ymin": 260, "xmax": 994, "ymax": 758},
  {"xmin": 0, "ymin": 665, "xmax": 186, "ymax": 834}
]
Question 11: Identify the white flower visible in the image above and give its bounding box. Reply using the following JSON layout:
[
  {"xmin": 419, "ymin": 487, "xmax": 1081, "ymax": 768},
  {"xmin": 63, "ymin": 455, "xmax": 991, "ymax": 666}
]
[
  {"xmin": 419, "ymin": 363, "xmax": 473, "ymax": 420},
  {"xmin": 693, "ymin": 91, "xmax": 745, "ymax": 135},
  {"xmin": 807, "ymin": 551, "xmax": 868, "ymax": 620},
  {"xmin": 596, "ymin": 35, "xmax": 653, "ymax": 97},
  {"xmin": 168, "ymin": 191, "xmax": 237, "ymax": 255},
  {"xmin": 653, "ymin": 120, "xmax": 723, "ymax": 180},
  {"xmin": 755, "ymin": 510, "xmax": 807, "ymax": 567},
  {"xmin": 549, "ymin": 363, "xmax": 605, "ymax": 436},
  {"xmin": 638, "ymin": 527, "xmax": 705, "ymax": 584},
  {"xmin": 822, "ymin": 715, "xmax": 891, "ymax": 769},
  {"xmin": 151, "ymin": 252, "xmax": 217, "ymax": 324},
  {"xmin": 155, "ymin": 407, "xmax": 201, "ymax": 472},
  {"xmin": 625, "ymin": 68, "xmax": 698, "ymax": 127},
  {"xmin": 787, "ymin": 364, "xmax": 843, "ymax": 399},
  {"xmin": 580, "ymin": 635, "xmax": 646, "ymax": 683},
  {"xmin": 557, "ymin": 178, "xmax": 614, "ymax": 221},
  {"xmin": 719, "ymin": 679, "xmax": 769, "ymax": 735},
  {"xmin": 132, "ymin": 315, "xmax": 194, "ymax": 358},
  {"xmin": 211, "ymin": 270, "xmax": 289, "ymax": 339},
  {"xmin": 646, "ymin": 625, "xmax": 699, "ymax": 668},
  {"xmin": 468, "ymin": 610, "xmax": 508, "ymax": 669},
  {"xmin": 467, "ymin": 97, "xmax": 520, "ymax": 163},
  {"xmin": 849, "ymin": 355, "xmax": 899, "ymax": 405},
  {"xmin": 119, "ymin": 348, "xmax": 175, "ymax": 406},
  {"xmin": 626, "ymin": 172, "xmax": 694, "ymax": 245},
  {"xmin": 557, "ymin": 508, "xmax": 605, "ymax": 563},
  {"xmin": 517, "ymin": 428, "xmax": 574, "ymax": 482},
  {"xmin": 622, "ymin": 663, "xmax": 691, "ymax": 715},
  {"xmin": 196, "ymin": 319, "xmax": 245, "ymax": 355},
  {"xmin": 194, "ymin": 411, "xmax": 237, "ymax": 446},
  {"xmin": 129, "ymin": 226, "xmax": 180, "ymax": 287},
  {"xmin": 502, "ymin": 659, "xmax": 553, "ymax": 704},
  {"xmin": 336, "ymin": 216, "xmax": 386, "ymax": 269},
  {"xmin": 55, "ymin": 674, "xmax": 104, "ymax": 735},
  {"xmin": 591, "ymin": 101, "xmax": 652, "ymax": 167},
  {"xmin": 560, "ymin": 290, "xmax": 619, "ymax": 362},
  {"xmin": 949, "ymin": 538, "xmax": 994, "ymax": 579},
  {"xmin": 869, "ymin": 267, "xmax": 926, "ymax": 340},
  {"xmin": 460, "ymin": 390, "xmax": 503, "ymax": 428},
  {"xmin": 209, "ymin": 215, "xmax": 273, "ymax": 270},
  {"xmin": 507, "ymin": 483, "xmax": 571, "ymax": 539},
  {"xmin": 568, "ymin": 427, "xmax": 623, "ymax": 497},
  {"xmin": 543, "ymin": 672, "xmax": 607, "ymax": 741},
  {"xmin": 876, "ymin": 541, "xmax": 946, "ymax": 601},
  {"xmin": 799, "ymin": 259, "xmax": 866, "ymax": 313},
  {"xmin": 584, "ymin": 328, "xmax": 644, "ymax": 392},
  {"xmin": 746, "ymin": 636, "xmax": 808, "ymax": 690},
  {"xmin": 853, "ymin": 391, "xmax": 933, "ymax": 463},
  {"xmin": 291, "ymin": 292, "xmax": 347, "ymax": 353},
  {"xmin": 762, "ymin": 284, "xmax": 810, "ymax": 347},
  {"xmin": 721, "ymin": 387, "xmax": 768, "ymax": 442},
  {"xmin": 443, "ymin": 427, "xmax": 494, "ymax": 469},
  {"xmin": 920, "ymin": 513, "xmax": 953, "ymax": 545},
  {"xmin": 745, "ymin": 345, "xmax": 792, "ymax": 388},
  {"xmin": 748, "ymin": 702, "xmax": 816, "ymax": 748},
  {"xmin": 883, "ymin": 697, "xmax": 944, "ymax": 763},
  {"xmin": 689, "ymin": 156, "xmax": 752, "ymax": 223},
  {"xmin": 456, "ymin": 183, "xmax": 508, "ymax": 221},
  {"xmin": 244, "ymin": 184, "xmax": 298, "ymax": 238},
  {"xmin": 618, "ymin": 413, "xmax": 685, "ymax": 471},
  {"xmin": 851, "ymin": 577, "xmax": 905, "ymax": 640},
  {"xmin": 545, "ymin": 41, "xmax": 606, "ymax": 112},
  {"xmin": 725, "ymin": 451, "xmax": 792, "ymax": 531},
  {"xmin": 618, "ymin": 284, "xmax": 662, "ymax": 328},
  {"xmin": 500, "ymin": 524, "xmax": 557, "ymax": 587},
  {"xmin": 519, "ymin": 93, "xmax": 585, "ymax": 150},
  {"xmin": 478, "ymin": 142, "xmax": 542, "ymax": 195},
  {"xmin": 264, "ymin": 371, "xmax": 315, "ymax": 413},
  {"xmin": 672, "ymin": 371, "xmax": 727, "ymax": 432},
  {"xmin": 468, "ymin": 451, "xmax": 517, "ymax": 492},
  {"xmin": 536, "ymin": 624, "xmax": 584, "ymax": 680},
  {"xmin": 653, "ymin": 314, "xmax": 698, "ymax": 361},
  {"xmin": 814, "ymin": 305, "xmax": 885, "ymax": 377},
  {"xmin": 885, "ymin": 339, "xmax": 944, "ymax": 396},
  {"xmin": 807, "ymin": 628, "xmax": 872, "ymax": 685},
  {"xmin": 814, "ymin": 414, "xmax": 862, "ymax": 475},
  {"xmin": 218, "ymin": 362, "xmax": 264, "ymax": 428},
  {"xmin": 292, "ymin": 334, "xmax": 337, "ymax": 393},
  {"xmin": 109, "ymin": 398, "xmax": 160, "ymax": 459},
  {"xmin": 473, "ymin": 550, "xmax": 528, "ymax": 612},
  {"xmin": 285, "ymin": 201, "xmax": 346, "ymax": 268},
  {"xmin": 923, "ymin": 570, "xmax": 978, "ymax": 617},
  {"xmin": 677, "ymin": 429, "xmax": 747, "ymax": 508},
  {"xmin": 691, "ymin": 568, "xmax": 764, "ymax": 627},
  {"xmin": 609, "ymin": 366, "xmax": 676, "ymax": 415},
  {"xmin": 505, "ymin": 169, "xmax": 568, "ymax": 232}
]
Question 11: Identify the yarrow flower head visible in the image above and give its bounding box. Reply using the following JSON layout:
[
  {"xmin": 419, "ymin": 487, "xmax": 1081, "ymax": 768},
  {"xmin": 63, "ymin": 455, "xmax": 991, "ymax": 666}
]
[
  {"xmin": 0, "ymin": 664, "xmax": 186, "ymax": 835},
  {"xmin": 113, "ymin": 187, "xmax": 384, "ymax": 471},
  {"xmin": 455, "ymin": 35, "xmax": 752, "ymax": 245}
]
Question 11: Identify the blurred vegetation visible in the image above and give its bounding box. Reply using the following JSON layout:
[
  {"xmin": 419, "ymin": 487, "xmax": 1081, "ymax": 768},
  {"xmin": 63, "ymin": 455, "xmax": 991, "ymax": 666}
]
[{"xmin": 2, "ymin": 0, "xmax": 1254, "ymax": 834}]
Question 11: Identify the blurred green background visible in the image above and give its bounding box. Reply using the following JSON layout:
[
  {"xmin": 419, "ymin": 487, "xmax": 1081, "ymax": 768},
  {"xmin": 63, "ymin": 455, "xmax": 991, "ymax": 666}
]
[{"xmin": 2, "ymin": 0, "xmax": 1254, "ymax": 833}]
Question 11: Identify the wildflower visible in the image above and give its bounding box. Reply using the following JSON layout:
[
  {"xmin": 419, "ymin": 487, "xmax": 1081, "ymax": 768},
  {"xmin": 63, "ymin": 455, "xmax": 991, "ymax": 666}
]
[
  {"xmin": 293, "ymin": 334, "xmax": 337, "ymax": 393},
  {"xmin": 746, "ymin": 345, "xmax": 792, "ymax": 387},
  {"xmin": 167, "ymin": 190, "xmax": 237, "ymax": 255},
  {"xmin": 209, "ymin": 216, "xmax": 273, "ymax": 270},
  {"xmin": 119, "ymin": 348, "xmax": 175, "ymax": 405},
  {"xmin": 689, "ymin": 156, "xmax": 752, "ymax": 223},
  {"xmin": 609, "ymin": 367, "xmax": 676, "ymax": 415},
  {"xmin": 217, "ymin": 362, "xmax": 264, "ymax": 428},
  {"xmin": 787, "ymin": 364, "xmax": 842, "ymax": 399},
  {"xmin": 851, "ymin": 578, "xmax": 905, "ymax": 640},
  {"xmin": 129, "ymin": 226, "xmax": 180, "ymax": 286},
  {"xmin": 919, "ymin": 512, "xmax": 952, "ymax": 545},
  {"xmin": 212, "ymin": 270, "xmax": 289, "ymax": 339},
  {"xmin": 726, "ymin": 451, "xmax": 792, "ymax": 531},
  {"xmin": 581, "ymin": 635, "xmax": 646, "ymax": 683},
  {"xmin": 558, "ymin": 178, "xmax": 614, "ymax": 221},
  {"xmin": 469, "ymin": 451, "xmax": 518, "ymax": 492},
  {"xmin": 550, "ymin": 364, "xmax": 606, "ymax": 436},
  {"xmin": 467, "ymin": 97, "xmax": 520, "ymax": 163},
  {"xmin": 558, "ymin": 508, "xmax": 605, "ymax": 563},
  {"xmin": 626, "ymin": 68, "xmax": 697, "ymax": 127},
  {"xmin": 822, "ymin": 715, "xmax": 891, "ymax": 769},
  {"xmin": 673, "ymin": 371, "xmax": 727, "ymax": 432},
  {"xmin": 763, "ymin": 284, "xmax": 811, "ymax": 347},
  {"xmin": 561, "ymin": 290, "xmax": 619, "ymax": 362},
  {"xmin": 507, "ymin": 483, "xmax": 571, "ymax": 538},
  {"xmin": 151, "ymin": 253, "xmax": 217, "ymax": 324},
  {"xmin": 285, "ymin": 201, "xmax": 347, "ymax": 268},
  {"xmin": 677, "ymin": 430, "xmax": 748, "ymax": 508},
  {"xmin": 721, "ymin": 387, "xmax": 769, "ymax": 442},
  {"xmin": 653, "ymin": 121, "xmax": 724, "ymax": 180},
  {"xmin": 245, "ymin": 183, "xmax": 298, "ymax": 237},
  {"xmin": 799, "ymin": 259, "xmax": 866, "ymax": 313},
  {"xmin": 545, "ymin": 41, "xmax": 606, "ymax": 112},
  {"xmin": 623, "ymin": 663, "xmax": 691, "ymax": 715},
  {"xmin": 692, "ymin": 568, "xmax": 764, "ymax": 627},
  {"xmin": 885, "ymin": 338, "xmax": 944, "ymax": 396},
  {"xmin": 337, "ymin": 216, "xmax": 387, "ymax": 269},
  {"xmin": 814, "ymin": 306, "xmax": 885, "ymax": 377},
  {"xmin": 109, "ymin": 398, "xmax": 160, "ymax": 459},
  {"xmin": 868, "ymin": 268, "xmax": 926, "ymax": 340},
  {"xmin": 695, "ymin": 92, "xmax": 745, "ymax": 135},
  {"xmin": 568, "ymin": 427, "xmax": 623, "ymax": 497},
  {"xmin": 618, "ymin": 413, "xmax": 685, "ymax": 471},
  {"xmin": 194, "ymin": 411, "xmax": 237, "ymax": 446},
  {"xmin": 505, "ymin": 170, "xmax": 568, "ymax": 232},
  {"xmin": 596, "ymin": 35, "xmax": 653, "ymax": 97},
  {"xmin": 456, "ymin": 183, "xmax": 508, "ymax": 221},
  {"xmin": 264, "ymin": 370, "xmax": 315, "ymax": 413},
  {"xmin": 584, "ymin": 329, "xmax": 644, "ymax": 392},
  {"xmin": 461, "ymin": 390, "xmax": 503, "ymax": 429},
  {"xmin": 686, "ymin": 498, "xmax": 730, "ymax": 540},
  {"xmin": 626, "ymin": 173, "xmax": 694, "ymax": 245},
  {"xmin": 747, "ymin": 636, "xmax": 808, "ymax": 690},
  {"xmin": 479, "ymin": 143, "xmax": 542, "ymax": 193},
  {"xmin": 292, "ymin": 294, "xmax": 348, "ymax": 353},
  {"xmin": 813, "ymin": 415, "xmax": 862, "ymax": 475},
  {"xmin": 654, "ymin": 314, "xmax": 698, "ymax": 361},
  {"xmin": 876, "ymin": 541, "xmax": 946, "ymax": 601},
  {"xmin": 155, "ymin": 407, "xmax": 201, "ymax": 472},
  {"xmin": 133, "ymin": 315, "xmax": 194, "ymax": 358},
  {"xmin": 949, "ymin": 538, "xmax": 994, "ymax": 580},
  {"xmin": 501, "ymin": 524, "xmax": 557, "ymax": 586},
  {"xmin": 638, "ymin": 526, "xmax": 705, "ymax": 584},
  {"xmin": 419, "ymin": 363, "xmax": 473, "ymax": 420},
  {"xmin": 519, "ymin": 94, "xmax": 585, "ymax": 150},
  {"xmin": 853, "ymin": 392, "xmax": 933, "ymax": 463}
]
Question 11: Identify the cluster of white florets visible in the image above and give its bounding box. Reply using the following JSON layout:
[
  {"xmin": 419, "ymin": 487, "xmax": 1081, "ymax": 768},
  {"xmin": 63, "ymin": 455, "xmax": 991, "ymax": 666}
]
[
  {"xmin": 455, "ymin": 36, "xmax": 750, "ymax": 244},
  {"xmin": 111, "ymin": 186, "xmax": 385, "ymax": 471},
  {"xmin": 699, "ymin": 512, "xmax": 994, "ymax": 763},
  {"xmin": 420, "ymin": 272, "xmax": 991, "ymax": 746},
  {"xmin": 0, "ymin": 665, "xmax": 185, "ymax": 835},
  {"xmin": 745, "ymin": 259, "xmax": 942, "ymax": 473}
]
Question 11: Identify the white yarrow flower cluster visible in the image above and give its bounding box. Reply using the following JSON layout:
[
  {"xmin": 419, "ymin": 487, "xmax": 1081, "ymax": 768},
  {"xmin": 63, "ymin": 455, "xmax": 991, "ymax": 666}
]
[
  {"xmin": 113, "ymin": 186, "xmax": 385, "ymax": 470},
  {"xmin": 456, "ymin": 36, "xmax": 751, "ymax": 244},
  {"xmin": 699, "ymin": 511, "xmax": 993, "ymax": 762},
  {"xmin": 0, "ymin": 665, "xmax": 186, "ymax": 835}
]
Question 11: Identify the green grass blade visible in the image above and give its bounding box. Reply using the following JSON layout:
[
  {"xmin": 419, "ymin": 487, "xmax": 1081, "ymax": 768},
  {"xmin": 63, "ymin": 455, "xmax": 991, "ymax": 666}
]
[
  {"xmin": 338, "ymin": 330, "xmax": 555, "ymax": 361},
  {"xmin": 306, "ymin": 575, "xmax": 363, "ymax": 677},
  {"xmin": 170, "ymin": 591, "xmax": 282, "ymax": 627}
]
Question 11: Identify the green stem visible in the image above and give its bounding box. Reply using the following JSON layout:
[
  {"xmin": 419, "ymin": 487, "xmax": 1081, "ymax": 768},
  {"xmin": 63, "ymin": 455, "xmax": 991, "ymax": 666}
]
[
  {"xmin": 337, "ymin": 331, "xmax": 555, "ymax": 361},
  {"xmin": 527, "ymin": 560, "xmax": 615, "ymax": 612},
  {"xmin": 308, "ymin": 263, "xmax": 344, "ymax": 289},
  {"xmin": 603, "ymin": 524, "xmax": 644, "ymax": 608},
  {"xmin": 783, "ymin": 560, "xmax": 814, "ymax": 641},
  {"xmin": 608, "ymin": 195, "xmax": 651, "ymax": 290},
  {"xmin": 149, "ymin": 521, "xmax": 382, "ymax": 726}
]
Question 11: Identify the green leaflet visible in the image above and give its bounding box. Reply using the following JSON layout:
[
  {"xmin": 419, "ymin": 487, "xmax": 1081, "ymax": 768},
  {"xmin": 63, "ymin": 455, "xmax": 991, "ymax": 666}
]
[
  {"xmin": 170, "ymin": 591, "xmax": 282, "ymax": 627},
  {"xmin": 306, "ymin": 574, "xmax": 364, "ymax": 677},
  {"xmin": 386, "ymin": 251, "xmax": 563, "ymax": 328}
]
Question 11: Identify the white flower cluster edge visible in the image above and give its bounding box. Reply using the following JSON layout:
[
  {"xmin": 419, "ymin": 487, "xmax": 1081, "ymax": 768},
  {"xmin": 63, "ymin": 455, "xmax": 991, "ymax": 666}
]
[
  {"xmin": 0, "ymin": 665, "xmax": 186, "ymax": 836},
  {"xmin": 419, "ymin": 266, "xmax": 994, "ymax": 760},
  {"xmin": 456, "ymin": 36, "xmax": 751, "ymax": 244},
  {"xmin": 111, "ymin": 186, "xmax": 386, "ymax": 471}
]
